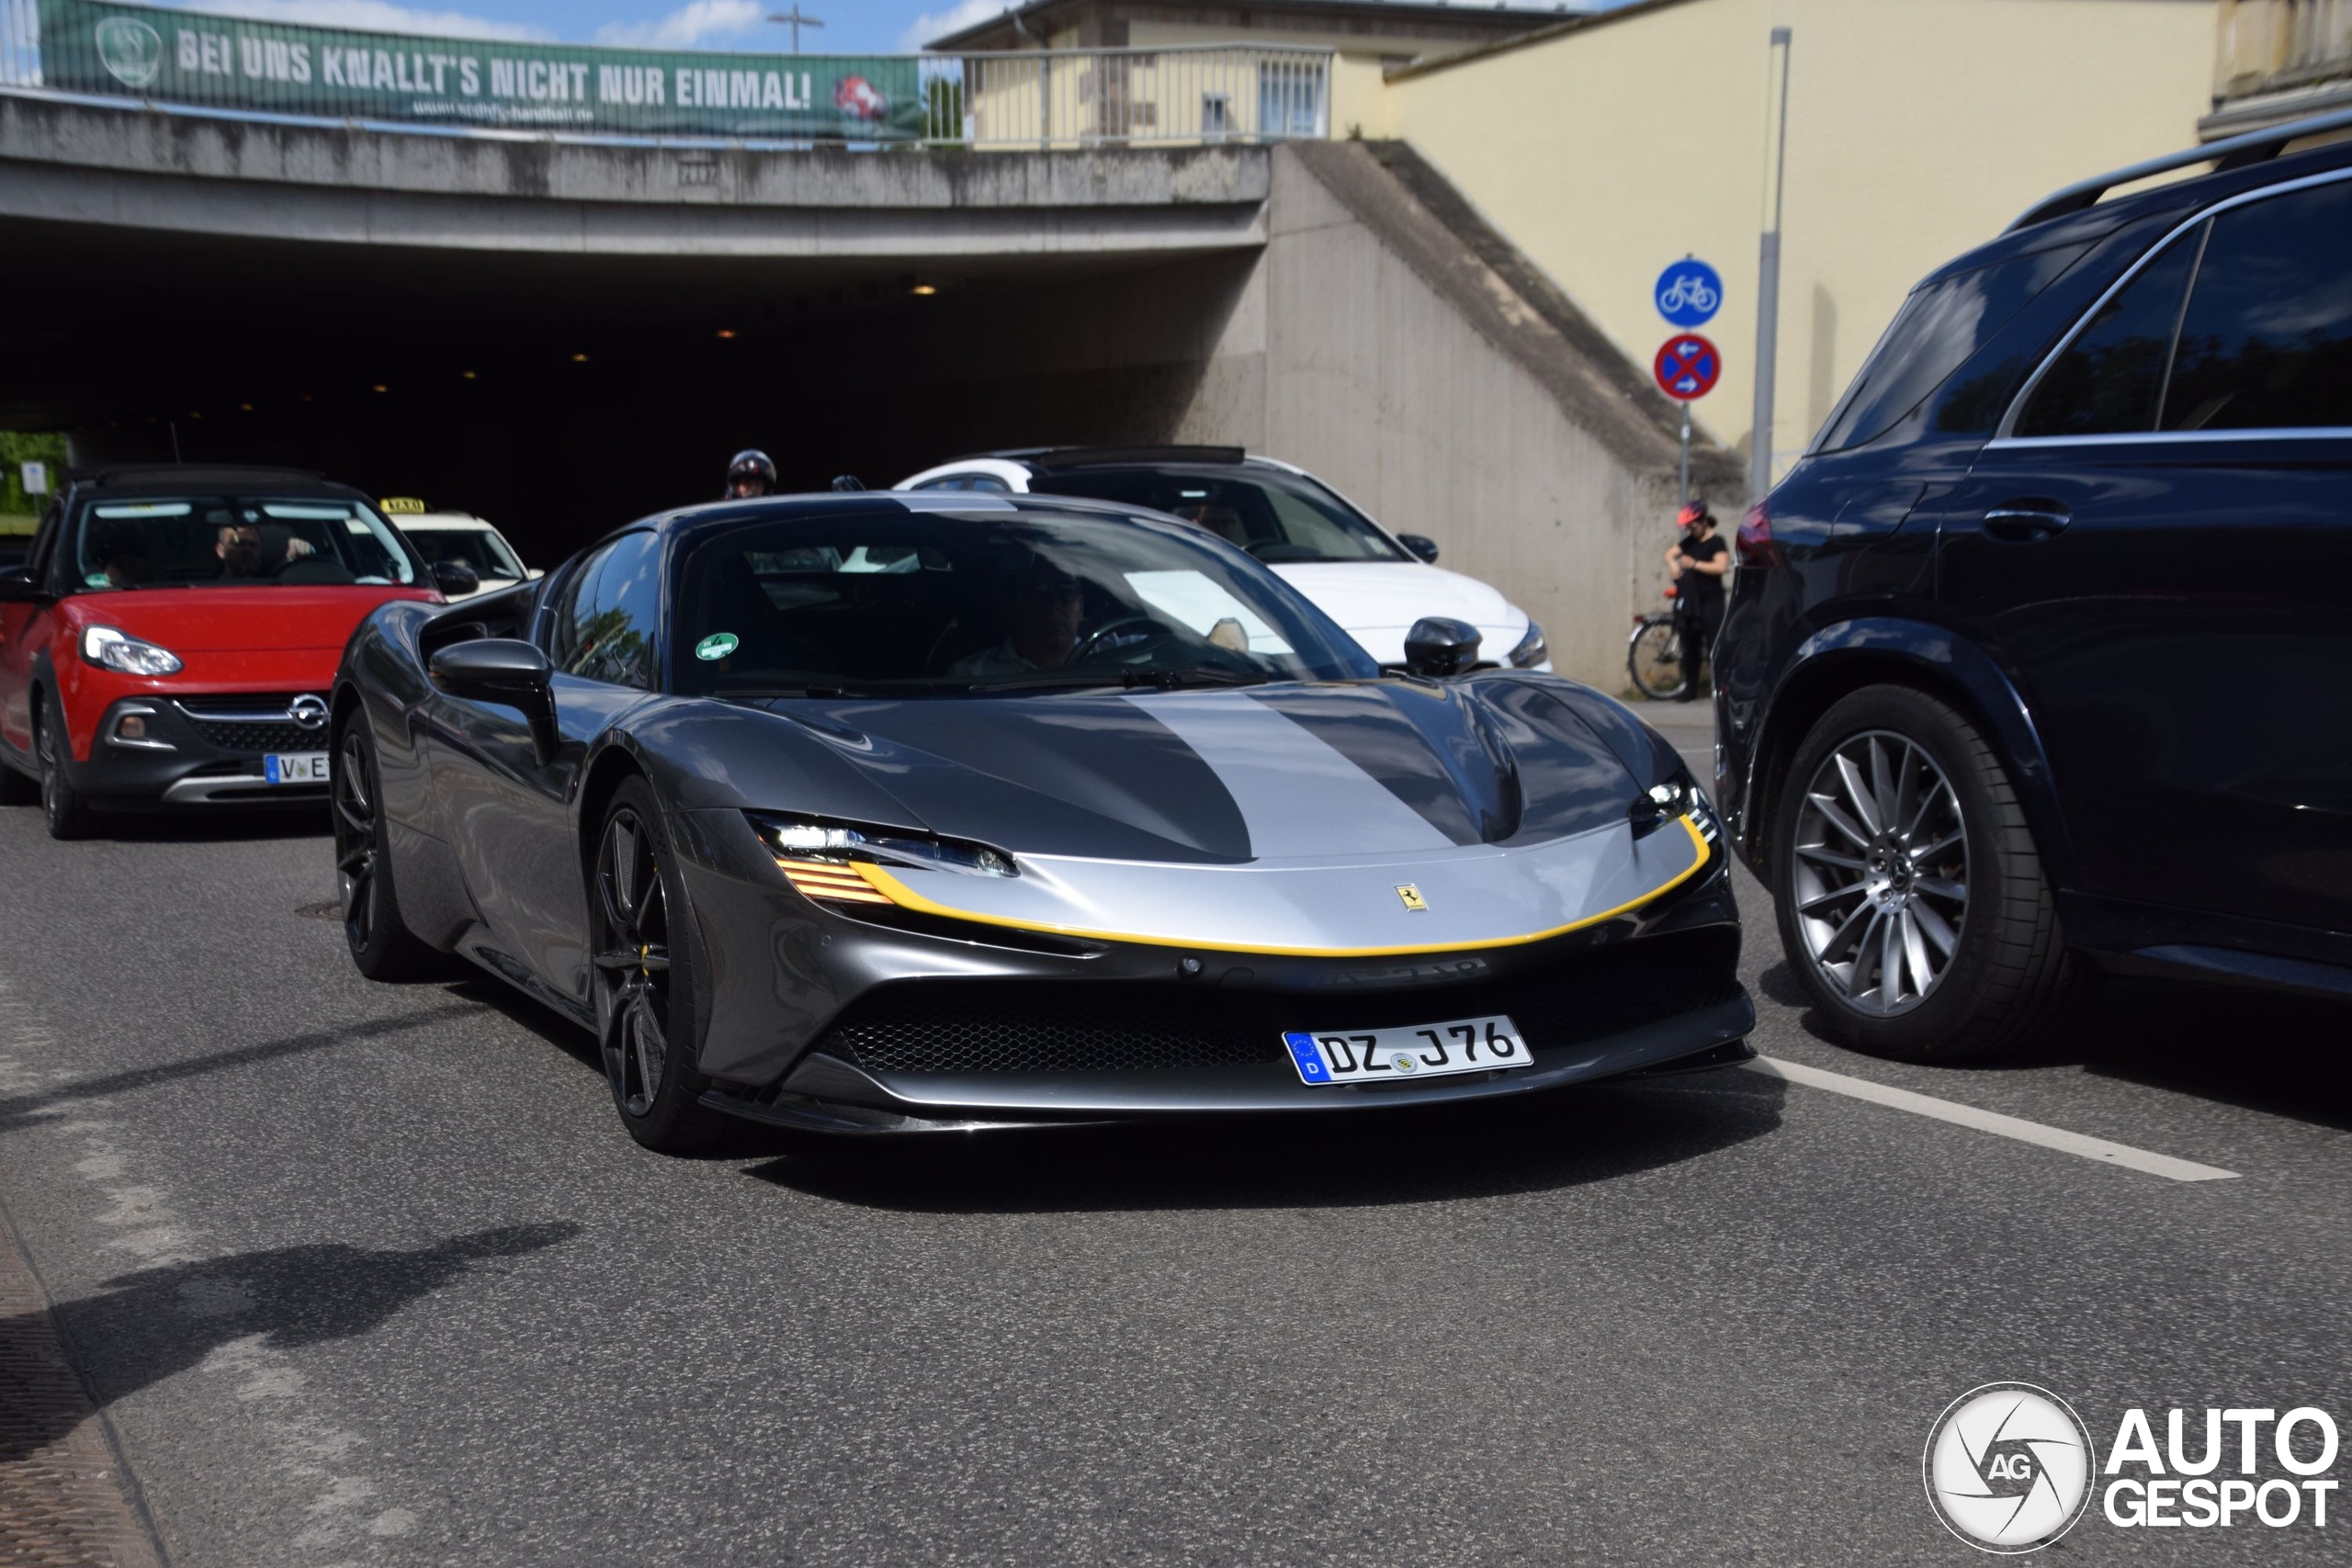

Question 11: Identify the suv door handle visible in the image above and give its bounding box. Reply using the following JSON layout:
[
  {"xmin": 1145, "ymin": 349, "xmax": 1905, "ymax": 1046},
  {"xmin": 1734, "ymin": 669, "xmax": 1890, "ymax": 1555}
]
[{"xmin": 1983, "ymin": 504, "xmax": 2070, "ymax": 543}]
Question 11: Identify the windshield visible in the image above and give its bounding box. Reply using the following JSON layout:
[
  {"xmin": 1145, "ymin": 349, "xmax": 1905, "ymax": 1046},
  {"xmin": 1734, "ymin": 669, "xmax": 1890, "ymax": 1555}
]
[
  {"xmin": 673, "ymin": 509, "xmax": 1380, "ymax": 696},
  {"xmin": 1024, "ymin": 466, "xmax": 1407, "ymax": 564},
  {"xmin": 71, "ymin": 496, "xmax": 423, "ymax": 590},
  {"xmin": 406, "ymin": 525, "xmax": 525, "ymax": 580}
]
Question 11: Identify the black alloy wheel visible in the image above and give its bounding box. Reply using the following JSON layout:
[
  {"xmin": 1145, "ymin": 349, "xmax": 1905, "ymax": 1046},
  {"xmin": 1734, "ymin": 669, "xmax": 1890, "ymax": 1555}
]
[
  {"xmin": 36, "ymin": 691, "xmax": 95, "ymax": 840},
  {"xmin": 1771, "ymin": 684, "xmax": 2081, "ymax": 1062},
  {"xmin": 333, "ymin": 720, "xmax": 436, "ymax": 978},
  {"xmin": 590, "ymin": 780, "xmax": 722, "ymax": 1153}
]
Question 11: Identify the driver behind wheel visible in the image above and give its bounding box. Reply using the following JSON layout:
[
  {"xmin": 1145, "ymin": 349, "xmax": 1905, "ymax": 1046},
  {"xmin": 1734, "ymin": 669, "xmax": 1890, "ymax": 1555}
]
[{"xmin": 946, "ymin": 555, "xmax": 1088, "ymax": 680}]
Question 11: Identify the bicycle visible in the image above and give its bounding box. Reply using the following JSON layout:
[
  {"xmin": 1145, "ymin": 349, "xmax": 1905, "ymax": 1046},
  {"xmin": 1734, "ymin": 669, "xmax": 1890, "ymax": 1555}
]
[
  {"xmin": 1626, "ymin": 585, "xmax": 1688, "ymax": 700},
  {"xmin": 1657, "ymin": 272, "xmax": 1720, "ymax": 317}
]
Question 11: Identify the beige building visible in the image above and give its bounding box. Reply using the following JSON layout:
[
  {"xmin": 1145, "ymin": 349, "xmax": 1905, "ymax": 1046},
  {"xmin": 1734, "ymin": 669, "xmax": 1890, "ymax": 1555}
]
[
  {"xmin": 932, "ymin": 0, "xmax": 1575, "ymax": 59},
  {"xmin": 1334, "ymin": 0, "xmax": 2222, "ymax": 485}
]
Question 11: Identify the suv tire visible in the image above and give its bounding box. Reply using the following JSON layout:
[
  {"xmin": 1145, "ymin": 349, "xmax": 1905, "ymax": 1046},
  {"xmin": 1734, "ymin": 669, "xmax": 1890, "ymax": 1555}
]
[
  {"xmin": 36, "ymin": 691, "xmax": 96, "ymax": 840},
  {"xmin": 1771, "ymin": 684, "xmax": 2079, "ymax": 1061}
]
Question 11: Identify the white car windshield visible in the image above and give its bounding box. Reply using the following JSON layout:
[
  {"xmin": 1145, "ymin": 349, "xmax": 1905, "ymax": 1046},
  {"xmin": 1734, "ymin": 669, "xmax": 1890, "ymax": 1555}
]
[
  {"xmin": 1026, "ymin": 466, "xmax": 1408, "ymax": 564},
  {"xmin": 408, "ymin": 525, "xmax": 526, "ymax": 581}
]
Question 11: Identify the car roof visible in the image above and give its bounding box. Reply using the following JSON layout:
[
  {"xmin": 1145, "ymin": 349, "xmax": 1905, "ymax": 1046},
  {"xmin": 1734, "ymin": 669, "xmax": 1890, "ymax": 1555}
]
[
  {"xmin": 642, "ymin": 488, "xmax": 1170, "ymax": 545},
  {"xmin": 1925, "ymin": 130, "xmax": 2352, "ymax": 287},
  {"xmin": 63, "ymin": 464, "xmax": 368, "ymax": 501},
  {"xmin": 947, "ymin": 445, "xmax": 1261, "ymax": 471}
]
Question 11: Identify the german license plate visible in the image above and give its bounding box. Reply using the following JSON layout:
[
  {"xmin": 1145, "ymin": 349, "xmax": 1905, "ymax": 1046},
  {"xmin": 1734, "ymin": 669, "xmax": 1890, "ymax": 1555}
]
[
  {"xmin": 264, "ymin": 751, "xmax": 330, "ymax": 785},
  {"xmin": 1283, "ymin": 1015, "xmax": 1531, "ymax": 1086}
]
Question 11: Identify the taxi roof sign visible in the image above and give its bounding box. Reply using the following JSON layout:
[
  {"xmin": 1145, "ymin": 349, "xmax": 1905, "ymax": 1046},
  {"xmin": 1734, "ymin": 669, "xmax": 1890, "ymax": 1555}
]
[{"xmin": 380, "ymin": 496, "xmax": 428, "ymax": 514}]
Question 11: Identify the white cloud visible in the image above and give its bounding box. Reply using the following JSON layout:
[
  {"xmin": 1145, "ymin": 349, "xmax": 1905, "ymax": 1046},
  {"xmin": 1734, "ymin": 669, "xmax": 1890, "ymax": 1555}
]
[
  {"xmin": 593, "ymin": 1, "xmax": 768, "ymax": 49},
  {"xmin": 162, "ymin": 1, "xmax": 551, "ymax": 40},
  {"xmin": 899, "ymin": 0, "xmax": 1005, "ymax": 52}
]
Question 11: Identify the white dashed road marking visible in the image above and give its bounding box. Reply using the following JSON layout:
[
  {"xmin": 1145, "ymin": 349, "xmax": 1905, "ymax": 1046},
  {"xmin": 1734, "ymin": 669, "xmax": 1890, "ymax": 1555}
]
[{"xmin": 1746, "ymin": 1055, "xmax": 2242, "ymax": 1183}]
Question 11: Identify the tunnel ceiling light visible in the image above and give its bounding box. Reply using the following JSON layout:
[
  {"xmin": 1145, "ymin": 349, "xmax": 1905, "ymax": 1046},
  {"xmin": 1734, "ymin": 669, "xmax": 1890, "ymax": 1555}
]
[
  {"xmin": 372, "ymin": 384, "xmax": 389, "ymax": 394},
  {"xmin": 571, "ymin": 353, "xmax": 590, "ymax": 363},
  {"xmin": 300, "ymin": 393, "xmax": 313, "ymax": 402},
  {"xmin": 461, "ymin": 370, "xmax": 478, "ymax": 380},
  {"xmin": 910, "ymin": 283, "xmax": 938, "ymax": 297},
  {"xmin": 240, "ymin": 402, "xmax": 254, "ymax": 412},
  {"xmin": 716, "ymin": 328, "xmax": 738, "ymax": 339}
]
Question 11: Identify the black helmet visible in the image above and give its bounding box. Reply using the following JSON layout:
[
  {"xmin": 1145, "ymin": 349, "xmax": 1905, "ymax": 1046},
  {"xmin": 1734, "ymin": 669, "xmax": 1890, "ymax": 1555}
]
[{"xmin": 724, "ymin": 449, "xmax": 777, "ymax": 499}]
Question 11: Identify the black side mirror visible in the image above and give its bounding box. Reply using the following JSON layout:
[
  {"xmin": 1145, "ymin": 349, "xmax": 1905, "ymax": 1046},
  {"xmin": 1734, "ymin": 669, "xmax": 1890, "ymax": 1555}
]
[
  {"xmin": 1398, "ymin": 534, "xmax": 1440, "ymax": 564},
  {"xmin": 429, "ymin": 638, "xmax": 557, "ymax": 762},
  {"xmin": 0, "ymin": 566, "xmax": 49, "ymax": 604},
  {"xmin": 433, "ymin": 559, "xmax": 481, "ymax": 598},
  {"xmin": 1403, "ymin": 616, "xmax": 1482, "ymax": 678}
]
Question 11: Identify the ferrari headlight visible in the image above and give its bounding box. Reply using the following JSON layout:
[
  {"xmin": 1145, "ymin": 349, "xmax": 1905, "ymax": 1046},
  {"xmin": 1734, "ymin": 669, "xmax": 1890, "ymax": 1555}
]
[
  {"xmin": 750, "ymin": 813, "xmax": 1017, "ymax": 905},
  {"xmin": 81, "ymin": 625, "xmax": 184, "ymax": 676},
  {"xmin": 1506, "ymin": 620, "xmax": 1548, "ymax": 670},
  {"xmin": 1632, "ymin": 773, "xmax": 1719, "ymax": 843}
]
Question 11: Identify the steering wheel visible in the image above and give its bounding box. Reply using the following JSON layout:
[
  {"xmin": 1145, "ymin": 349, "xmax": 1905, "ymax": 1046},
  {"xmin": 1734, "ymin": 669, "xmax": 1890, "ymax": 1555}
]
[{"xmin": 1071, "ymin": 615, "xmax": 1173, "ymax": 663}]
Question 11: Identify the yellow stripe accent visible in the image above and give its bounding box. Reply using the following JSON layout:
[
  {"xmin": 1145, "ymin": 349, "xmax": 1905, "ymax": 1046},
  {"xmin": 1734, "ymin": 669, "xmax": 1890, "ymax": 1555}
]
[{"xmin": 842, "ymin": 816, "xmax": 1713, "ymax": 958}]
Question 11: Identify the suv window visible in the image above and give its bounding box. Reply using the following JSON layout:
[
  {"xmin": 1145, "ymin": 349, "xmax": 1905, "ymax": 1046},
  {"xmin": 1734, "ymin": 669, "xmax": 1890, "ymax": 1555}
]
[
  {"xmin": 2013, "ymin": 228, "xmax": 2201, "ymax": 438},
  {"xmin": 2161, "ymin": 178, "xmax": 2352, "ymax": 432},
  {"xmin": 1815, "ymin": 243, "xmax": 2089, "ymax": 452},
  {"xmin": 549, "ymin": 533, "xmax": 661, "ymax": 688}
]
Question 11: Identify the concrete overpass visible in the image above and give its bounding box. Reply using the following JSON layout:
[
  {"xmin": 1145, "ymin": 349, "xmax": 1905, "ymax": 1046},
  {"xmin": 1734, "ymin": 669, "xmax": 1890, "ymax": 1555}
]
[{"xmin": 0, "ymin": 92, "xmax": 1735, "ymax": 684}]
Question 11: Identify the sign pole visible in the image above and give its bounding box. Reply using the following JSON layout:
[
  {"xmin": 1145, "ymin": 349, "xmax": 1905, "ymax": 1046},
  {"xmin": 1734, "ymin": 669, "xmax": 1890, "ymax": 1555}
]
[
  {"xmin": 1751, "ymin": 27, "xmax": 1792, "ymax": 501},
  {"xmin": 1679, "ymin": 404, "xmax": 1690, "ymax": 511}
]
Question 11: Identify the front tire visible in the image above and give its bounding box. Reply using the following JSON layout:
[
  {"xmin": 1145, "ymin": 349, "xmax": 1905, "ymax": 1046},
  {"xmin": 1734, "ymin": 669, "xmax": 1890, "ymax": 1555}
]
[
  {"xmin": 334, "ymin": 718, "xmax": 439, "ymax": 979},
  {"xmin": 1627, "ymin": 617, "xmax": 1686, "ymax": 700},
  {"xmin": 590, "ymin": 778, "xmax": 724, "ymax": 1154},
  {"xmin": 36, "ymin": 692, "xmax": 96, "ymax": 840},
  {"xmin": 1771, "ymin": 684, "xmax": 2079, "ymax": 1061}
]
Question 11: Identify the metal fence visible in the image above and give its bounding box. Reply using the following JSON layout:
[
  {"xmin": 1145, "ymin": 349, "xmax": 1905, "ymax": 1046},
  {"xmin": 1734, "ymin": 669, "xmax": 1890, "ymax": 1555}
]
[
  {"xmin": 0, "ymin": 0, "xmax": 1328, "ymax": 150},
  {"xmin": 920, "ymin": 47, "xmax": 1329, "ymax": 149}
]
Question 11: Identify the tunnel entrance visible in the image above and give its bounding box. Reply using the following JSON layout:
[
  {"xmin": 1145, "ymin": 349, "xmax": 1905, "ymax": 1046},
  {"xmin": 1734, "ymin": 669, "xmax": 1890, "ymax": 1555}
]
[{"xmin": 7, "ymin": 219, "xmax": 1258, "ymax": 567}]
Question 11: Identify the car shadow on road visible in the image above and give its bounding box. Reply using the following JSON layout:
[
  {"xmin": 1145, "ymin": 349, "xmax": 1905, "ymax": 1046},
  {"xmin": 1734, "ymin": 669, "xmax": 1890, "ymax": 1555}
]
[
  {"xmin": 738, "ymin": 1066, "xmax": 1786, "ymax": 1213},
  {"xmin": 1761, "ymin": 959, "xmax": 2352, "ymax": 1133},
  {"xmin": 0, "ymin": 1222, "xmax": 581, "ymax": 1465},
  {"xmin": 80, "ymin": 807, "xmax": 330, "ymax": 845}
]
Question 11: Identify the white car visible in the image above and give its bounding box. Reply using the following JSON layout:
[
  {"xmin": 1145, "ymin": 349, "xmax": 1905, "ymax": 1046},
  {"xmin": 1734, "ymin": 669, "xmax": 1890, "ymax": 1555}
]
[
  {"xmin": 893, "ymin": 447, "xmax": 1549, "ymax": 671},
  {"xmin": 381, "ymin": 502, "xmax": 539, "ymax": 601}
]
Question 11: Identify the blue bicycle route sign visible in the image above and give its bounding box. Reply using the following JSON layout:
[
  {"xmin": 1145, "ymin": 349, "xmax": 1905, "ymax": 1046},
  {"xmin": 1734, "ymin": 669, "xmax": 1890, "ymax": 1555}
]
[{"xmin": 1654, "ymin": 259, "xmax": 1723, "ymax": 329}]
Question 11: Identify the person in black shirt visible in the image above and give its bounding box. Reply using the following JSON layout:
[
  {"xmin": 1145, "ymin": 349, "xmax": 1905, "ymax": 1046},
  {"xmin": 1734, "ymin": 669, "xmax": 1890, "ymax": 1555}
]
[{"xmin": 1663, "ymin": 502, "xmax": 1730, "ymax": 701}]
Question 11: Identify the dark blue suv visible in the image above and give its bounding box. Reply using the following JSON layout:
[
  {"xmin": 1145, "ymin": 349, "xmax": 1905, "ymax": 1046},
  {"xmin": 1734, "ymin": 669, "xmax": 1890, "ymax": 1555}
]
[{"xmin": 1713, "ymin": 115, "xmax": 2352, "ymax": 1062}]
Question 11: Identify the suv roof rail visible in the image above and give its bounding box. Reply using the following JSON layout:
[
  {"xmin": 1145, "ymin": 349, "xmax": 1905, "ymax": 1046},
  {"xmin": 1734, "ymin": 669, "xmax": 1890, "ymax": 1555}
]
[
  {"xmin": 2007, "ymin": 105, "xmax": 2352, "ymax": 231},
  {"xmin": 1025, "ymin": 445, "xmax": 1248, "ymax": 469}
]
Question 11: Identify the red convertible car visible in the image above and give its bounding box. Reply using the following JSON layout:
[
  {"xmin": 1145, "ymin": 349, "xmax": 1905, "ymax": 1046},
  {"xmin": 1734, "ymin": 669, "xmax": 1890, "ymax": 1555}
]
[{"xmin": 0, "ymin": 466, "xmax": 468, "ymax": 838}]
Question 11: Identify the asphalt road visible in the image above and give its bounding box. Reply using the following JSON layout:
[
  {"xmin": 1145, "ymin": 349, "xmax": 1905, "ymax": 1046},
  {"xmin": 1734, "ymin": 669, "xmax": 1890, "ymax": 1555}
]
[{"xmin": 1, "ymin": 704, "xmax": 2346, "ymax": 1566}]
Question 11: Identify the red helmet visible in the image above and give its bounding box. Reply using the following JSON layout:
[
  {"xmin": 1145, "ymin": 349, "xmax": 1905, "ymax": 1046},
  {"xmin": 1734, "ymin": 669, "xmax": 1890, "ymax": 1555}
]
[{"xmin": 1677, "ymin": 502, "xmax": 1713, "ymax": 529}]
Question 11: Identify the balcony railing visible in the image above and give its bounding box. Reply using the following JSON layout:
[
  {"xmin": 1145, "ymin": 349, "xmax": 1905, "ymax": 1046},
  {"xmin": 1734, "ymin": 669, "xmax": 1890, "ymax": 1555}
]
[
  {"xmin": 2214, "ymin": 0, "xmax": 2352, "ymax": 102},
  {"xmin": 0, "ymin": 1, "xmax": 1327, "ymax": 151}
]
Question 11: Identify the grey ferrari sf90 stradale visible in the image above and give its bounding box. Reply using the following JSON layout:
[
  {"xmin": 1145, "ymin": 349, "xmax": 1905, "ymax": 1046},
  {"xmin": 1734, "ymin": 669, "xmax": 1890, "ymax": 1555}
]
[{"xmin": 330, "ymin": 491, "xmax": 1752, "ymax": 1150}]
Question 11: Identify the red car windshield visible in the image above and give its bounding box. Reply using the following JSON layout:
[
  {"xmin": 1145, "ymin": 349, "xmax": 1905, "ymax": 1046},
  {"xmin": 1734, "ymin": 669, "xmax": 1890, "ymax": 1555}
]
[{"xmin": 71, "ymin": 496, "xmax": 424, "ymax": 590}]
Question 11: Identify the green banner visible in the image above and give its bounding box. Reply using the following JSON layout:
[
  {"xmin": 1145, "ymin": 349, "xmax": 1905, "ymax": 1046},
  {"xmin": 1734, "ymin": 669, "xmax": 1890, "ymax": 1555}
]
[{"xmin": 35, "ymin": 0, "xmax": 927, "ymax": 140}]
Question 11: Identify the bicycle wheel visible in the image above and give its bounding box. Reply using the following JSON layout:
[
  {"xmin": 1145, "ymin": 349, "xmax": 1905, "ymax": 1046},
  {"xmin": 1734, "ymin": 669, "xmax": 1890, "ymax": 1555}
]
[{"xmin": 1627, "ymin": 618, "xmax": 1686, "ymax": 701}]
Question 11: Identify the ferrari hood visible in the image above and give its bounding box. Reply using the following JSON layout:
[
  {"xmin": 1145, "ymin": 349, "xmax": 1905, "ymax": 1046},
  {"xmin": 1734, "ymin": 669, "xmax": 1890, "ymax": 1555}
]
[
  {"xmin": 67, "ymin": 586, "xmax": 435, "ymax": 653},
  {"xmin": 735, "ymin": 677, "xmax": 1705, "ymax": 954}
]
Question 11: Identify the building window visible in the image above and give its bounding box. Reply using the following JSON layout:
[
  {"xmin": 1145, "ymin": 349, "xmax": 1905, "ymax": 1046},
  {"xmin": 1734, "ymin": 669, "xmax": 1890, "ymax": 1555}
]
[
  {"xmin": 1202, "ymin": 94, "xmax": 1230, "ymax": 139},
  {"xmin": 1257, "ymin": 61, "xmax": 1323, "ymax": 139}
]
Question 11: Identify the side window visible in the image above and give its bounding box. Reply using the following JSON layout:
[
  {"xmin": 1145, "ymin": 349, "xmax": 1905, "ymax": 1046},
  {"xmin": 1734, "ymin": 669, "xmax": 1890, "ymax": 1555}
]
[
  {"xmin": 912, "ymin": 478, "xmax": 966, "ymax": 491},
  {"xmin": 966, "ymin": 475, "xmax": 1012, "ymax": 493},
  {"xmin": 2014, "ymin": 229, "xmax": 2201, "ymax": 438},
  {"xmin": 559, "ymin": 532, "xmax": 661, "ymax": 689},
  {"xmin": 544, "ymin": 544, "xmax": 614, "ymax": 671},
  {"xmin": 2162, "ymin": 179, "xmax": 2352, "ymax": 432}
]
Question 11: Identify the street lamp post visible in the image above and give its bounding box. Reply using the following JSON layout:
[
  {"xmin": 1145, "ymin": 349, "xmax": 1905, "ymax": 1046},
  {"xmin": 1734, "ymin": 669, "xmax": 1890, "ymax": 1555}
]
[
  {"xmin": 768, "ymin": 6, "xmax": 824, "ymax": 53},
  {"xmin": 1751, "ymin": 26, "xmax": 1792, "ymax": 501}
]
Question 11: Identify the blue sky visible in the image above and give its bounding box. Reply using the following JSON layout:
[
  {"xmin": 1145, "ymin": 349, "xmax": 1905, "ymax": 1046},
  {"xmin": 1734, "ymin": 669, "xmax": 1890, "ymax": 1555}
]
[{"xmin": 159, "ymin": 1, "xmax": 1595, "ymax": 58}]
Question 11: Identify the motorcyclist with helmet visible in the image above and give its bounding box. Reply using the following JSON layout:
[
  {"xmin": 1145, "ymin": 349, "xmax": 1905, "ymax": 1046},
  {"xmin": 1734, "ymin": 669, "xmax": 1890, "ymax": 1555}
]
[{"xmin": 724, "ymin": 450, "xmax": 778, "ymax": 500}]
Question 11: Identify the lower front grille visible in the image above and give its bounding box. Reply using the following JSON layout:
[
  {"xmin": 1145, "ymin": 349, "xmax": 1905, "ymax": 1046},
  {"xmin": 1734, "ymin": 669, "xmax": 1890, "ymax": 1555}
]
[
  {"xmin": 185, "ymin": 717, "xmax": 324, "ymax": 752},
  {"xmin": 820, "ymin": 929, "xmax": 1742, "ymax": 1076}
]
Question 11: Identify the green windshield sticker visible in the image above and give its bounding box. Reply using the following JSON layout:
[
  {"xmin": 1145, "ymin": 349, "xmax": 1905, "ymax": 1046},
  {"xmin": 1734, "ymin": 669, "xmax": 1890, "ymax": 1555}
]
[{"xmin": 695, "ymin": 632, "xmax": 740, "ymax": 661}]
